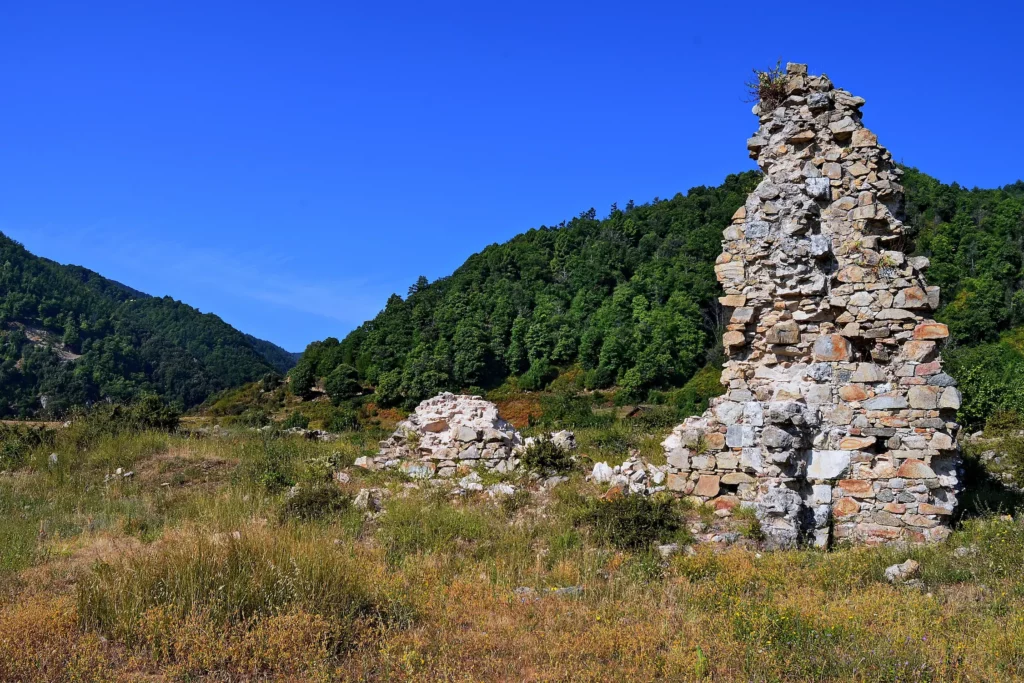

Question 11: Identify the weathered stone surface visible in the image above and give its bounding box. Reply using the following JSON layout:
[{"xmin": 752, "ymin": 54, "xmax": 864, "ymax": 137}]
[
  {"xmin": 767, "ymin": 320, "xmax": 801, "ymax": 345},
  {"xmin": 694, "ymin": 475, "xmax": 721, "ymax": 498},
  {"xmin": 808, "ymin": 450, "xmax": 852, "ymax": 479},
  {"xmin": 896, "ymin": 459, "xmax": 937, "ymax": 479},
  {"xmin": 373, "ymin": 393, "xmax": 525, "ymax": 478},
  {"xmin": 913, "ymin": 323, "xmax": 950, "ymax": 340},
  {"xmin": 863, "ymin": 394, "xmax": 909, "ymax": 410},
  {"xmin": 813, "ymin": 334, "xmax": 852, "ymax": 362}
]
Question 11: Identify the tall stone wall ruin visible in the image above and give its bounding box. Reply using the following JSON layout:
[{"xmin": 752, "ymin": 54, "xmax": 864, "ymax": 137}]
[{"xmin": 661, "ymin": 63, "xmax": 962, "ymax": 548}]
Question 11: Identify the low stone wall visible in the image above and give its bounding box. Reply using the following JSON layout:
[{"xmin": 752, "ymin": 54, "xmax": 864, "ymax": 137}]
[{"xmin": 358, "ymin": 392, "xmax": 523, "ymax": 478}]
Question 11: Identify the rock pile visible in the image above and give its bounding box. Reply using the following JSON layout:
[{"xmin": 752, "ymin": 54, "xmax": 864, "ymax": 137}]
[
  {"xmin": 361, "ymin": 392, "xmax": 524, "ymax": 478},
  {"xmin": 657, "ymin": 63, "xmax": 961, "ymax": 548}
]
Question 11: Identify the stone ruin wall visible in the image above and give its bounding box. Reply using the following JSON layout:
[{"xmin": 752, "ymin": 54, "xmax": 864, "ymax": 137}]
[
  {"xmin": 358, "ymin": 64, "xmax": 963, "ymax": 550},
  {"xmin": 659, "ymin": 63, "xmax": 962, "ymax": 548},
  {"xmin": 362, "ymin": 393, "xmax": 525, "ymax": 478}
]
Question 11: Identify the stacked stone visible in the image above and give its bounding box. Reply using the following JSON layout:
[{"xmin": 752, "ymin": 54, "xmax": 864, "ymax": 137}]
[
  {"xmin": 364, "ymin": 393, "xmax": 523, "ymax": 478},
  {"xmin": 661, "ymin": 63, "xmax": 962, "ymax": 548}
]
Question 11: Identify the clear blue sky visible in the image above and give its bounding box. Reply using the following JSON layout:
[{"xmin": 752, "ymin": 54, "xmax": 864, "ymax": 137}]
[{"xmin": 1, "ymin": 1, "xmax": 1021, "ymax": 351}]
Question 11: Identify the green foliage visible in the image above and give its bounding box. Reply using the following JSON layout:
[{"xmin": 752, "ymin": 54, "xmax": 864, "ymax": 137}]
[
  {"xmin": 282, "ymin": 411, "xmax": 310, "ymax": 430},
  {"xmin": 278, "ymin": 484, "xmax": 351, "ymax": 522},
  {"xmin": 662, "ymin": 362, "xmax": 726, "ymax": 418},
  {"xmin": 325, "ymin": 409, "xmax": 360, "ymax": 433},
  {"xmin": 324, "ymin": 364, "xmax": 361, "ymax": 404},
  {"xmin": 297, "ymin": 174, "xmax": 759, "ymax": 407},
  {"xmin": 0, "ymin": 232, "xmax": 294, "ymax": 417},
  {"xmin": 520, "ymin": 437, "xmax": 574, "ymax": 474},
  {"xmin": 944, "ymin": 333, "xmax": 1024, "ymax": 429},
  {"xmin": 574, "ymin": 494, "xmax": 686, "ymax": 551},
  {"xmin": 904, "ymin": 169, "xmax": 1024, "ymax": 346},
  {"xmin": 236, "ymin": 438, "xmax": 299, "ymax": 493}
]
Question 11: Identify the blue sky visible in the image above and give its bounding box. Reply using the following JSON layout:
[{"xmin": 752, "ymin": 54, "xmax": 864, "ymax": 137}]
[{"xmin": 1, "ymin": 1, "xmax": 1021, "ymax": 351}]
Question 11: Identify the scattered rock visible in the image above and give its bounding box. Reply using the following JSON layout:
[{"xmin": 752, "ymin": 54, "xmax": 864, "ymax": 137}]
[{"xmin": 884, "ymin": 559, "xmax": 921, "ymax": 583}]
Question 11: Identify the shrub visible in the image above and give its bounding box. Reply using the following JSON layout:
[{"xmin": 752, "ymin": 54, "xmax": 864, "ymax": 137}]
[
  {"xmin": 520, "ymin": 437, "xmax": 573, "ymax": 474},
  {"xmin": 746, "ymin": 60, "xmax": 789, "ymax": 111},
  {"xmin": 537, "ymin": 393, "xmax": 611, "ymax": 429},
  {"xmin": 282, "ymin": 411, "xmax": 310, "ymax": 430},
  {"xmin": 575, "ymin": 494, "xmax": 684, "ymax": 551},
  {"xmin": 237, "ymin": 438, "xmax": 299, "ymax": 492},
  {"xmin": 279, "ymin": 484, "xmax": 351, "ymax": 522},
  {"xmin": 325, "ymin": 364, "xmax": 361, "ymax": 405},
  {"xmin": 499, "ymin": 489, "xmax": 531, "ymax": 518},
  {"xmin": 669, "ymin": 363, "xmax": 725, "ymax": 418},
  {"xmin": 238, "ymin": 408, "xmax": 271, "ymax": 428},
  {"xmin": 325, "ymin": 409, "xmax": 360, "ymax": 433}
]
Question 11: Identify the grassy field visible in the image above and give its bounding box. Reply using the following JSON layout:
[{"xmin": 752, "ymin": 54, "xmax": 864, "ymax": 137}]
[{"xmin": 1, "ymin": 415, "xmax": 1024, "ymax": 681}]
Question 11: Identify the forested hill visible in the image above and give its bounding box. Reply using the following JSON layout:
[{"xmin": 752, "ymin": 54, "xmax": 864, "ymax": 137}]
[
  {"xmin": 0, "ymin": 232, "xmax": 296, "ymax": 417},
  {"xmin": 294, "ymin": 168, "xmax": 1024, "ymax": 419}
]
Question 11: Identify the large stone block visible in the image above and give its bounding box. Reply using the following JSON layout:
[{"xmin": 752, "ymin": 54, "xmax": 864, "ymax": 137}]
[
  {"xmin": 808, "ymin": 450, "xmax": 852, "ymax": 479},
  {"xmin": 813, "ymin": 334, "xmax": 852, "ymax": 362}
]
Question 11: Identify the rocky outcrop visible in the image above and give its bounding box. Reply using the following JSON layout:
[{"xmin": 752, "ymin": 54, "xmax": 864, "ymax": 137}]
[
  {"xmin": 361, "ymin": 393, "xmax": 524, "ymax": 478},
  {"xmin": 659, "ymin": 63, "xmax": 962, "ymax": 548}
]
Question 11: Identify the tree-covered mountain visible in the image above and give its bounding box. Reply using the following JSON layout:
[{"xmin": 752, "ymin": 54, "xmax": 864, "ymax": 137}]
[
  {"xmin": 0, "ymin": 232, "xmax": 296, "ymax": 417},
  {"xmin": 295, "ymin": 168, "xmax": 1024, "ymax": 423}
]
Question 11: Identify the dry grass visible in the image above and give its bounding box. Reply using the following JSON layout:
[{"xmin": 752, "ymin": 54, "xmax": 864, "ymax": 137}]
[{"xmin": 1, "ymin": 426, "xmax": 1024, "ymax": 680}]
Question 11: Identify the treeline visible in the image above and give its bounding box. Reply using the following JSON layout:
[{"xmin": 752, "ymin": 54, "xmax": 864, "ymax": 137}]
[
  {"xmin": 294, "ymin": 168, "xmax": 1024, "ymax": 429},
  {"xmin": 294, "ymin": 172, "xmax": 759, "ymax": 408},
  {"xmin": 0, "ymin": 233, "xmax": 295, "ymax": 417}
]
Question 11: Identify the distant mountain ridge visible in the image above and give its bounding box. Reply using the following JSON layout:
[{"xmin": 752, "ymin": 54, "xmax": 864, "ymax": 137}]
[{"xmin": 0, "ymin": 232, "xmax": 295, "ymax": 417}]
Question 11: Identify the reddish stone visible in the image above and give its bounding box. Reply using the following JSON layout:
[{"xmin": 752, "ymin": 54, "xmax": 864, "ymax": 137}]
[
  {"xmin": 903, "ymin": 341, "xmax": 936, "ymax": 362},
  {"xmin": 883, "ymin": 503, "xmax": 907, "ymax": 514},
  {"xmin": 694, "ymin": 475, "xmax": 721, "ymax": 498},
  {"xmin": 896, "ymin": 459, "xmax": 937, "ymax": 479},
  {"xmin": 864, "ymin": 525, "xmax": 903, "ymax": 540},
  {"xmin": 838, "ymin": 479, "xmax": 875, "ymax": 497},
  {"xmin": 704, "ymin": 432, "xmax": 726, "ymax": 450},
  {"xmin": 712, "ymin": 495, "xmax": 741, "ymax": 511},
  {"xmin": 915, "ymin": 361, "xmax": 942, "ymax": 376},
  {"xmin": 913, "ymin": 323, "xmax": 949, "ymax": 340},
  {"xmin": 839, "ymin": 385, "xmax": 869, "ymax": 401},
  {"xmin": 813, "ymin": 334, "xmax": 852, "ymax": 362},
  {"xmin": 833, "ymin": 497, "xmax": 861, "ymax": 516},
  {"xmin": 723, "ymin": 330, "xmax": 745, "ymax": 348},
  {"xmin": 839, "ymin": 435, "xmax": 876, "ymax": 450}
]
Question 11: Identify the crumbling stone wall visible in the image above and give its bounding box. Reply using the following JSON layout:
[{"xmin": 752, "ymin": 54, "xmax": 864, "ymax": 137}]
[
  {"xmin": 661, "ymin": 63, "xmax": 962, "ymax": 548},
  {"xmin": 361, "ymin": 393, "xmax": 523, "ymax": 478}
]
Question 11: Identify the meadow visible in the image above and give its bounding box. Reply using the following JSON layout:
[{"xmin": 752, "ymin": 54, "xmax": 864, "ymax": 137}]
[{"xmin": 1, "ymin": 411, "xmax": 1024, "ymax": 682}]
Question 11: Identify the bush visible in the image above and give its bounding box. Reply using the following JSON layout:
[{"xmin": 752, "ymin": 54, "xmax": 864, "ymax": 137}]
[
  {"xmin": 575, "ymin": 494, "xmax": 684, "ymax": 551},
  {"xmin": 520, "ymin": 437, "xmax": 573, "ymax": 474},
  {"xmin": 536, "ymin": 393, "xmax": 611, "ymax": 429},
  {"xmin": 325, "ymin": 409, "xmax": 360, "ymax": 433},
  {"xmin": 237, "ymin": 438, "xmax": 299, "ymax": 492},
  {"xmin": 669, "ymin": 363, "xmax": 725, "ymax": 418},
  {"xmin": 325, "ymin": 364, "xmax": 361, "ymax": 405},
  {"xmin": 238, "ymin": 408, "xmax": 270, "ymax": 428},
  {"xmin": 282, "ymin": 411, "xmax": 310, "ymax": 430},
  {"xmin": 279, "ymin": 484, "xmax": 351, "ymax": 522},
  {"xmin": 518, "ymin": 363, "xmax": 557, "ymax": 391}
]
